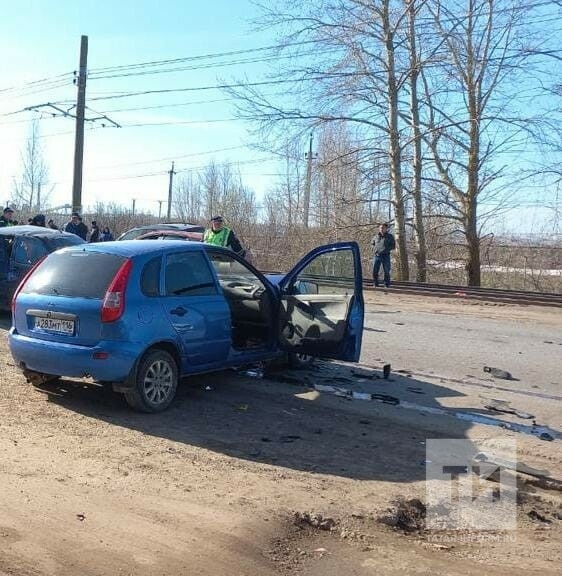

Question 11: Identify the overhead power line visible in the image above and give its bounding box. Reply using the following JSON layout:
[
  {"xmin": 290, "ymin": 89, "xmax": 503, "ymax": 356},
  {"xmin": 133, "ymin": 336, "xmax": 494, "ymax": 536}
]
[
  {"xmin": 87, "ymin": 40, "xmax": 316, "ymax": 75},
  {"xmin": 85, "ymin": 73, "xmax": 357, "ymax": 102}
]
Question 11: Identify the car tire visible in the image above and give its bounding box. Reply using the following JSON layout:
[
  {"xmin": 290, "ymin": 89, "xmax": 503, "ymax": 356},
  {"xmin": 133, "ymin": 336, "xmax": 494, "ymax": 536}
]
[
  {"xmin": 288, "ymin": 352, "xmax": 315, "ymax": 369},
  {"xmin": 124, "ymin": 349, "xmax": 178, "ymax": 413}
]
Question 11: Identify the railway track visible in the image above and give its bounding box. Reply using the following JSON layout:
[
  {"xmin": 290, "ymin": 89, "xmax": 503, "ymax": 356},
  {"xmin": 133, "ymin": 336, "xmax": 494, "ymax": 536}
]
[{"xmin": 364, "ymin": 280, "xmax": 562, "ymax": 307}]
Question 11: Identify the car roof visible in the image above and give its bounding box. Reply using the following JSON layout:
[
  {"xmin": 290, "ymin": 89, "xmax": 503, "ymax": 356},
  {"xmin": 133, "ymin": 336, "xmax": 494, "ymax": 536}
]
[
  {"xmin": 60, "ymin": 239, "xmax": 209, "ymax": 257},
  {"xmin": 136, "ymin": 229, "xmax": 203, "ymax": 239},
  {"xmin": 124, "ymin": 223, "xmax": 203, "ymax": 232},
  {"xmin": 0, "ymin": 225, "xmax": 81, "ymax": 239}
]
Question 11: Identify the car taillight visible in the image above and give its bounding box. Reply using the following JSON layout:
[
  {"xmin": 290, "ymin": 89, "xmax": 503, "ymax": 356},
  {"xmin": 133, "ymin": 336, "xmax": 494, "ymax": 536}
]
[
  {"xmin": 101, "ymin": 259, "xmax": 133, "ymax": 323},
  {"xmin": 11, "ymin": 256, "xmax": 47, "ymax": 316}
]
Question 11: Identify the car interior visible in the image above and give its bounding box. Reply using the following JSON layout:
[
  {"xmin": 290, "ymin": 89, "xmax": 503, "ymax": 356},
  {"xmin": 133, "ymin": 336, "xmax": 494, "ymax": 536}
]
[
  {"xmin": 207, "ymin": 252, "xmax": 273, "ymax": 350},
  {"xmin": 278, "ymin": 251, "xmax": 356, "ymax": 355}
]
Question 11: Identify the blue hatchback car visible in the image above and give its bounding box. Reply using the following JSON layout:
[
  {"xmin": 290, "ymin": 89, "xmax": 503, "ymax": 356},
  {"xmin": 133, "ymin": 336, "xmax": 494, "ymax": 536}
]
[{"xmin": 9, "ymin": 240, "xmax": 364, "ymax": 412}]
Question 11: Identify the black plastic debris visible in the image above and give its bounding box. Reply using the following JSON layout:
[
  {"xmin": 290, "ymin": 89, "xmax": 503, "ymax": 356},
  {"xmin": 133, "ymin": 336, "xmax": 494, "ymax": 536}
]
[
  {"xmin": 372, "ymin": 393, "xmax": 400, "ymax": 405},
  {"xmin": 279, "ymin": 435, "xmax": 302, "ymax": 443},
  {"xmin": 483, "ymin": 366, "xmax": 514, "ymax": 380}
]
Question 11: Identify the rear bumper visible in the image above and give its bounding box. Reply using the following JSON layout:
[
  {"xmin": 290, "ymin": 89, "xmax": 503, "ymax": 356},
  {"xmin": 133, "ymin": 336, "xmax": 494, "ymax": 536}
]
[{"xmin": 8, "ymin": 329, "xmax": 140, "ymax": 382}]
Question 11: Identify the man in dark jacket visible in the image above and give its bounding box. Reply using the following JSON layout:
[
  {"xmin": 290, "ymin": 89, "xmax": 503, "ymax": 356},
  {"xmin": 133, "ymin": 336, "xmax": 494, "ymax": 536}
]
[
  {"xmin": 65, "ymin": 212, "xmax": 88, "ymax": 240},
  {"xmin": 371, "ymin": 222, "xmax": 396, "ymax": 288},
  {"xmin": 89, "ymin": 221, "xmax": 101, "ymax": 242},
  {"xmin": 30, "ymin": 214, "xmax": 46, "ymax": 227}
]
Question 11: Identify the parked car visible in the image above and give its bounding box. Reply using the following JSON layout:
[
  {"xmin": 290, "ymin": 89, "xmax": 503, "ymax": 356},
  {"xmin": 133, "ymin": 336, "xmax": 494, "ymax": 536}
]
[
  {"xmin": 135, "ymin": 229, "xmax": 203, "ymax": 242},
  {"xmin": 9, "ymin": 240, "xmax": 364, "ymax": 412},
  {"xmin": 117, "ymin": 223, "xmax": 204, "ymax": 241},
  {"xmin": 0, "ymin": 225, "xmax": 86, "ymax": 310}
]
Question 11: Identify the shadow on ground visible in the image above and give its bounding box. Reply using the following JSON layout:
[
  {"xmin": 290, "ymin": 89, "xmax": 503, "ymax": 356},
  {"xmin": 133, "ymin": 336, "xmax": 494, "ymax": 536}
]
[{"xmin": 30, "ymin": 360, "xmax": 484, "ymax": 483}]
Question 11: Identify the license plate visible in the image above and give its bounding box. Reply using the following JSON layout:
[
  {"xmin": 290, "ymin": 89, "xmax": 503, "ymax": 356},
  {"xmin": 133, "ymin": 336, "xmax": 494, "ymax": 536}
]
[{"xmin": 35, "ymin": 316, "xmax": 75, "ymax": 335}]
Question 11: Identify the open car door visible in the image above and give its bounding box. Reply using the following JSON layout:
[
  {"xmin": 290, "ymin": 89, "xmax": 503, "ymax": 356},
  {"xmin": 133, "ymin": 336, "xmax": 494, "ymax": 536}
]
[{"xmin": 278, "ymin": 242, "xmax": 364, "ymax": 362}]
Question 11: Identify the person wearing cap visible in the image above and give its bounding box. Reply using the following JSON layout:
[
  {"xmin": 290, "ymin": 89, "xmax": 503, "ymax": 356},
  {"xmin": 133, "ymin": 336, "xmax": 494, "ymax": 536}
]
[
  {"xmin": 30, "ymin": 214, "xmax": 46, "ymax": 227},
  {"xmin": 65, "ymin": 212, "xmax": 88, "ymax": 240},
  {"xmin": 0, "ymin": 207, "xmax": 17, "ymax": 227},
  {"xmin": 203, "ymin": 216, "xmax": 246, "ymax": 258},
  {"xmin": 89, "ymin": 220, "xmax": 101, "ymax": 242}
]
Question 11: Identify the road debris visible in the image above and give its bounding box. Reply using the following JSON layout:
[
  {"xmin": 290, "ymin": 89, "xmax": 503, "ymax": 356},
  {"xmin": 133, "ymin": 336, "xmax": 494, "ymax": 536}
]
[
  {"xmin": 379, "ymin": 498, "xmax": 426, "ymax": 533},
  {"xmin": 400, "ymin": 400, "xmax": 560, "ymax": 441},
  {"xmin": 351, "ymin": 369, "xmax": 379, "ymax": 380},
  {"xmin": 528, "ymin": 510, "xmax": 552, "ymax": 523},
  {"xmin": 483, "ymin": 366, "xmax": 514, "ymax": 380},
  {"xmin": 472, "ymin": 452, "xmax": 551, "ymax": 479},
  {"xmin": 383, "ymin": 364, "xmax": 391, "ymax": 379},
  {"xmin": 294, "ymin": 512, "xmax": 337, "ymax": 531},
  {"xmin": 484, "ymin": 399, "xmax": 534, "ymax": 420},
  {"xmin": 279, "ymin": 435, "xmax": 301, "ymax": 443},
  {"xmin": 313, "ymin": 383, "xmax": 400, "ymax": 405}
]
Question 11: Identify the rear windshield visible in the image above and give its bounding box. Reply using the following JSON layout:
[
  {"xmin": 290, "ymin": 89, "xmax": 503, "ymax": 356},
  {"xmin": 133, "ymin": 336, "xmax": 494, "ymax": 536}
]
[{"xmin": 22, "ymin": 252, "xmax": 127, "ymax": 299}]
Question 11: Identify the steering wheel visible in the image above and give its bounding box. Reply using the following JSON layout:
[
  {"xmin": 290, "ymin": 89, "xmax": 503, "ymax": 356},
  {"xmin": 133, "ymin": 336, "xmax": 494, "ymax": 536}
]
[{"xmin": 249, "ymin": 286, "xmax": 264, "ymax": 298}]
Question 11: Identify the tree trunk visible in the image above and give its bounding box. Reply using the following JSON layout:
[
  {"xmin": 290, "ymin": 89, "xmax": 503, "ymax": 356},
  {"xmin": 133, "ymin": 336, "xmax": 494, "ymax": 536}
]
[
  {"xmin": 384, "ymin": 2, "xmax": 409, "ymax": 280},
  {"xmin": 407, "ymin": 0, "xmax": 427, "ymax": 282},
  {"xmin": 465, "ymin": 200, "xmax": 481, "ymax": 286}
]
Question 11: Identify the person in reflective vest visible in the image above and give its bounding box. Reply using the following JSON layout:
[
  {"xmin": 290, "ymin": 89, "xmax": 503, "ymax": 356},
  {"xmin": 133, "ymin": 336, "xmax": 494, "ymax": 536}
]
[
  {"xmin": 203, "ymin": 215, "xmax": 246, "ymax": 258},
  {"xmin": 0, "ymin": 206, "xmax": 17, "ymax": 227}
]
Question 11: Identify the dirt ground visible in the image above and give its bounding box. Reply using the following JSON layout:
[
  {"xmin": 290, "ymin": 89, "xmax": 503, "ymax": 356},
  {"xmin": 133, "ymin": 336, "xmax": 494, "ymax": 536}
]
[{"xmin": 0, "ymin": 294, "xmax": 560, "ymax": 576}]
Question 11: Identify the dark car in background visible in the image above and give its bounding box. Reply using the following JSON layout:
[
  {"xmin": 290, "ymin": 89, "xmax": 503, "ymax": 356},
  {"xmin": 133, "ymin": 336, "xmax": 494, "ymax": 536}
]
[
  {"xmin": 0, "ymin": 226, "xmax": 86, "ymax": 310},
  {"xmin": 117, "ymin": 223, "xmax": 205, "ymax": 241}
]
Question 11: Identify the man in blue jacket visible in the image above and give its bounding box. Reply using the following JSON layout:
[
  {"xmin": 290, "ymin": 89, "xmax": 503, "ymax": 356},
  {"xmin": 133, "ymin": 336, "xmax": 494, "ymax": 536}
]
[{"xmin": 372, "ymin": 223, "xmax": 396, "ymax": 288}]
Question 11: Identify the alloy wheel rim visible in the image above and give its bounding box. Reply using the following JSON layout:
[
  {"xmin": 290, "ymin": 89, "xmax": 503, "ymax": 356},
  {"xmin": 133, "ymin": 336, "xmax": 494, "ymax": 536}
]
[{"xmin": 143, "ymin": 360, "xmax": 173, "ymax": 405}]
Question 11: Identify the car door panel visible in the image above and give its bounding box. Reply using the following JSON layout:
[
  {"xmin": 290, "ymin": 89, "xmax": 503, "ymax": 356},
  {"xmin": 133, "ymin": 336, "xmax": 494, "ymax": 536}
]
[
  {"xmin": 278, "ymin": 242, "xmax": 364, "ymax": 361},
  {"xmin": 163, "ymin": 251, "xmax": 231, "ymax": 369}
]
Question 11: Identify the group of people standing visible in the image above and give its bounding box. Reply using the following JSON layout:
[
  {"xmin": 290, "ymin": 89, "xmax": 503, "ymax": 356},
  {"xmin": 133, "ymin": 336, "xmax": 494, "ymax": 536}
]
[
  {"xmin": 0, "ymin": 207, "xmax": 113, "ymax": 242},
  {"xmin": 62, "ymin": 213, "xmax": 114, "ymax": 242},
  {"xmin": 4, "ymin": 205, "xmax": 396, "ymax": 286}
]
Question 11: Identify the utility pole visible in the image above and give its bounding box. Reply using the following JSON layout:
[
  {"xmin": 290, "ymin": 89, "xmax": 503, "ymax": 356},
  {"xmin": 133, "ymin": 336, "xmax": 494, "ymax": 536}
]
[
  {"xmin": 72, "ymin": 35, "xmax": 88, "ymax": 215},
  {"xmin": 303, "ymin": 133, "xmax": 316, "ymax": 228},
  {"xmin": 132, "ymin": 198, "xmax": 136, "ymax": 216},
  {"xmin": 37, "ymin": 182, "xmax": 41, "ymax": 211},
  {"xmin": 157, "ymin": 200, "xmax": 163, "ymax": 219},
  {"xmin": 166, "ymin": 161, "xmax": 176, "ymax": 220}
]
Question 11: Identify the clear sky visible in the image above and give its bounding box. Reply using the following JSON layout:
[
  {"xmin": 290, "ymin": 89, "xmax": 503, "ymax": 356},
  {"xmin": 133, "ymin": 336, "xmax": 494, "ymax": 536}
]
[
  {"xmin": 0, "ymin": 0, "xmax": 279, "ymax": 216},
  {"xmin": 0, "ymin": 1, "xmax": 559, "ymax": 235}
]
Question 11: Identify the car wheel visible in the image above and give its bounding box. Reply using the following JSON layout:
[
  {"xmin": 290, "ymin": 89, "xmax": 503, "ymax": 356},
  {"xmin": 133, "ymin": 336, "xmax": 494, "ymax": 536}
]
[
  {"xmin": 125, "ymin": 349, "xmax": 178, "ymax": 413},
  {"xmin": 288, "ymin": 352, "xmax": 315, "ymax": 369}
]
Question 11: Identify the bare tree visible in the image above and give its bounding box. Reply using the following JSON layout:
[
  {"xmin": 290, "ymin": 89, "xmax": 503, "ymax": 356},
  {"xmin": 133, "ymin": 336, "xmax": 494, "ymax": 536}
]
[
  {"xmin": 174, "ymin": 172, "xmax": 203, "ymax": 222},
  {"xmin": 229, "ymin": 0, "xmax": 417, "ymax": 279},
  {"xmin": 12, "ymin": 119, "xmax": 50, "ymax": 210},
  {"xmin": 421, "ymin": 0, "xmax": 541, "ymax": 286},
  {"xmin": 405, "ymin": 0, "xmax": 428, "ymax": 281}
]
